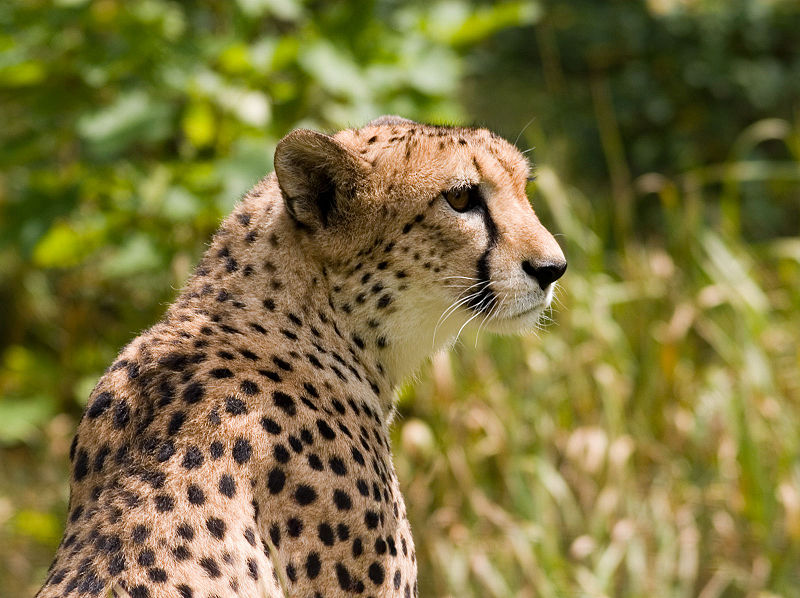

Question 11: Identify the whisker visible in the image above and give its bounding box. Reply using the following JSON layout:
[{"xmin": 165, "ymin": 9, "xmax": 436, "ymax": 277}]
[
  {"xmin": 432, "ymin": 283, "xmax": 490, "ymax": 347},
  {"xmin": 514, "ymin": 115, "xmax": 537, "ymax": 147}
]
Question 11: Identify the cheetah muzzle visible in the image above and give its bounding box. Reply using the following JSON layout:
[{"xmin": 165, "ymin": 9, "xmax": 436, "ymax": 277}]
[{"xmin": 37, "ymin": 116, "xmax": 566, "ymax": 598}]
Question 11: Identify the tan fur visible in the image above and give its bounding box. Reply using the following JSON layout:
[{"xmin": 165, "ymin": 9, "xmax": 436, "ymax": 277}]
[{"xmin": 36, "ymin": 117, "xmax": 565, "ymax": 598}]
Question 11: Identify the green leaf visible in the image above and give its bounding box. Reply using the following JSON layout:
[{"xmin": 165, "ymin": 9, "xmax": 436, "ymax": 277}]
[
  {"xmin": 0, "ymin": 397, "xmax": 54, "ymax": 445},
  {"xmin": 32, "ymin": 221, "xmax": 104, "ymax": 269},
  {"xmin": 77, "ymin": 91, "xmax": 175, "ymax": 156},
  {"xmin": 101, "ymin": 234, "xmax": 163, "ymax": 278},
  {"xmin": 299, "ymin": 40, "xmax": 367, "ymax": 99},
  {"xmin": 11, "ymin": 509, "xmax": 61, "ymax": 545}
]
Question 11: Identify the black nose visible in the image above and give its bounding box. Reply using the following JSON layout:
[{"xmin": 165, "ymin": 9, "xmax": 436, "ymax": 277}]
[{"xmin": 522, "ymin": 259, "xmax": 567, "ymax": 289}]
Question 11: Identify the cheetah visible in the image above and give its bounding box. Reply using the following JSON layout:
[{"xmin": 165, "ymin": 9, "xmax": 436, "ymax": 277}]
[{"xmin": 36, "ymin": 116, "xmax": 566, "ymax": 598}]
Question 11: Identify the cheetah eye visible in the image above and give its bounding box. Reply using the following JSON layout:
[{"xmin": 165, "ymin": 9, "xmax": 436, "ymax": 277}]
[{"xmin": 443, "ymin": 186, "xmax": 480, "ymax": 213}]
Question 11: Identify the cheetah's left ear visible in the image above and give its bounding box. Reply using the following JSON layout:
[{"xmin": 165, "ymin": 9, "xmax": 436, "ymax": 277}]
[{"xmin": 274, "ymin": 129, "xmax": 370, "ymax": 228}]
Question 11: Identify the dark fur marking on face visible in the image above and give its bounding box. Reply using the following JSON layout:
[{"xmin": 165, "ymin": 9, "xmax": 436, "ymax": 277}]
[{"xmin": 467, "ymin": 191, "xmax": 499, "ymax": 313}]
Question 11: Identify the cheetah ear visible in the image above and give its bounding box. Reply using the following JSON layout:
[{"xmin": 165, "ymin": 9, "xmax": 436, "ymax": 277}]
[{"xmin": 274, "ymin": 129, "xmax": 369, "ymax": 228}]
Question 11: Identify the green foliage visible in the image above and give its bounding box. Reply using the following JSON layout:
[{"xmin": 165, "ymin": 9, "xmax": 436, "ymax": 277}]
[{"xmin": 2, "ymin": 0, "xmax": 800, "ymax": 596}]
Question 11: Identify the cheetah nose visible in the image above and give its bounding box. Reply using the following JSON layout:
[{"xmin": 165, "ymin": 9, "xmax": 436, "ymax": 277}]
[{"xmin": 521, "ymin": 259, "xmax": 567, "ymax": 289}]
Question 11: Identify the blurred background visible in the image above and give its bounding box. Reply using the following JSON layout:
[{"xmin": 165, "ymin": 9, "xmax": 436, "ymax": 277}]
[{"xmin": 1, "ymin": 0, "xmax": 799, "ymax": 596}]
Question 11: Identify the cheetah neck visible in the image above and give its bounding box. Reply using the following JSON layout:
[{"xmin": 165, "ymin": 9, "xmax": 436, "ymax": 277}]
[{"xmin": 173, "ymin": 198, "xmax": 403, "ymax": 422}]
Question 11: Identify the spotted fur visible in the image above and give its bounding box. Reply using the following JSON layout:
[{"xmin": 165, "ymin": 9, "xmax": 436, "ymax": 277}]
[{"xmin": 37, "ymin": 116, "xmax": 566, "ymax": 598}]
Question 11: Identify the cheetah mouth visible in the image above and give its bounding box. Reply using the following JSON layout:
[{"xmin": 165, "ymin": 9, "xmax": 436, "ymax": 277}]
[{"xmin": 506, "ymin": 303, "xmax": 544, "ymax": 320}]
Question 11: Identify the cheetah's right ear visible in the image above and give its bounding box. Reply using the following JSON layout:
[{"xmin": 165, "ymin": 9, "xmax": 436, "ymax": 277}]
[{"xmin": 274, "ymin": 129, "xmax": 369, "ymax": 228}]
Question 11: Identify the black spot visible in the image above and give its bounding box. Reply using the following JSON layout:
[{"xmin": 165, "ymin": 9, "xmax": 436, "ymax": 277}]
[
  {"xmin": 210, "ymin": 368, "xmax": 233, "ymax": 379},
  {"xmin": 288, "ymin": 435, "xmax": 303, "ymax": 453},
  {"xmin": 328, "ymin": 457, "xmax": 347, "ymax": 476},
  {"xmin": 173, "ymin": 545, "xmax": 191, "ymax": 560},
  {"xmin": 365, "ymin": 510, "xmax": 379, "ymax": 529},
  {"xmin": 307, "ymin": 454, "xmax": 323, "ymax": 471},
  {"xmin": 267, "ymin": 521, "xmax": 281, "ymax": 548},
  {"xmin": 244, "ymin": 528, "xmax": 256, "ymax": 546},
  {"xmin": 74, "ymin": 449, "xmax": 89, "ymax": 481},
  {"xmin": 272, "ymin": 356, "xmax": 292, "ymax": 371},
  {"xmin": 375, "ymin": 537, "xmax": 387, "ymax": 554},
  {"xmin": 154, "ymin": 494, "xmax": 175, "ymax": 512},
  {"xmin": 199, "ymin": 557, "xmax": 221, "ymax": 578},
  {"xmin": 351, "ymin": 446, "xmax": 365, "ymax": 466},
  {"xmin": 294, "ymin": 484, "xmax": 317, "ymax": 505},
  {"xmin": 176, "ymin": 585, "xmax": 193, "ymax": 598},
  {"xmin": 377, "ymin": 294, "xmax": 393, "ymax": 308},
  {"xmin": 333, "ymin": 490, "xmax": 352, "ymax": 510},
  {"xmin": 156, "ymin": 441, "xmax": 175, "ymax": 463},
  {"xmin": 261, "ymin": 416, "xmax": 282, "ymax": 434},
  {"xmin": 132, "ymin": 525, "xmax": 150, "ymax": 544},
  {"xmin": 87, "ymin": 392, "xmax": 113, "ymax": 418},
  {"xmin": 273, "ymin": 391, "xmax": 296, "ymax": 416},
  {"xmin": 337, "ymin": 523, "xmax": 350, "ymax": 541},
  {"xmin": 267, "ymin": 468, "xmax": 286, "ymax": 494},
  {"xmin": 219, "ymin": 475, "xmax": 236, "ymax": 498},
  {"xmin": 352, "ymin": 537, "xmax": 363, "ymax": 557},
  {"xmin": 233, "ymin": 438, "xmax": 252, "ymax": 464},
  {"xmin": 113, "ymin": 400, "xmax": 130, "ymax": 429},
  {"xmin": 168, "ymin": 412, "xmax": 186, "ymax": 435},
  {"xmin": 177, "ymin": 523, "xmax": 195, "ymax": 540},
  {"xmin": 318, "ymin": 523, "xmax": 334, "ymax": 546},
  {"xmin": 93, "ymin": 445, "xmax": 110, "ymax": 472},
  {"xmin": 226, "ymin": 396, "xmax": 247, "ymax": 415},
  {"xmin": 247, "ymin": 558, "xmax": 259, "ymax": 580},
  {"xmin": 286, "ymin": 563, "xmax": 297, "ymax": 582},
  {"xmin": 336, "ymin": 563, "xmax": 353, "ymax": 591},
  {"xmin": 210, "ymin": 441, "xmax": 224, "ymax": 459},
  {"xmin": 69, "ymin": 505, "xmax": 84, "ymax": 523},
  {"xmin": 305, "ymin": 552, "xmax": 321, "ymax": 579},
  {"xmin": 187, "ymin": 484, "xmax": 206, "ymax": 505},
  {"xmin": 240, "ymin": 380, "xmax": 259, "ymax": 395},
  {"xmin": 129, "ymin": 586, "xmax": 150, "ymax": 598},
  {"xmin": 182, "ymin": 382, "xmax": 205, "ymax": 404},
  {"xmin": 138, "ymin": 549, "xmax": 155, "ymax": 567},
  {"xmin": 182, "ymin": 446, "xmax": 204, "ymax": 469},
  {"xmin": 148, "ymin": 568, "xmax": 168, "ymax": 583},
  {"xmin": 273, "ymin": 444, "xmax": 290, "ymax": 464},
  {"xmin": 108, "ymin": 553, "xmax": 126, "ymax": 576},
  {"xmin": 206, "ymin": 517, "xmax": 226, "ymax": 540},
  {"xmin": 316, "ymin": 419, "xmax": 336, "ymax": 440},
  {"xmin": 274, "ymin": 518, "xmax": 297, "ymax": 543},
  {"xmin": 259, "ymin": 369, "xmax": 282, "ymax": 382},
  {"xmin": 369, "ymin": 562, "xmax": 385, "ymax": 585},
  {"xmin": 240, "ymin": 349, "xmax": 259, "ymax": 361}
]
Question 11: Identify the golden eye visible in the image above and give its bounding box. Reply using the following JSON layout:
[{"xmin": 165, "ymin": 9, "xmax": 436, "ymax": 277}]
[{"xmin": 443, "ymin": 187, "xmax": 475, "ymax": 212}]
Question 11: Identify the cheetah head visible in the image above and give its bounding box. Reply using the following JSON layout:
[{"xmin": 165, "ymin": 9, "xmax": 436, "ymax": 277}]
[{"xmin": 274, "ymin": 116, "xmax": 566, "ymax": 379}]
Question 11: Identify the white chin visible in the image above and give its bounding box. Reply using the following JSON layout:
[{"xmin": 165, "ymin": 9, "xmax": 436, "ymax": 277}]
[{"xmin": 483, "ymin": 304, "xmax": 545, "ymax": 335}]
